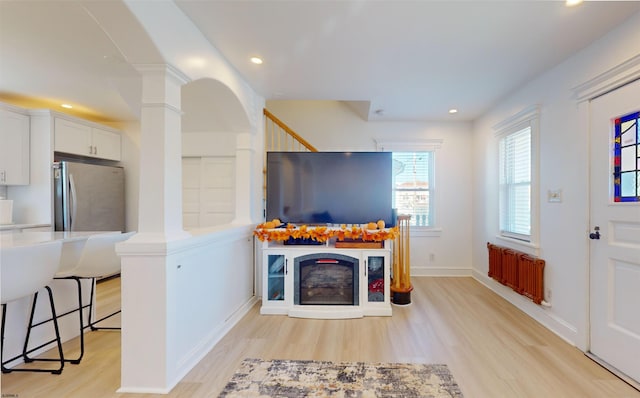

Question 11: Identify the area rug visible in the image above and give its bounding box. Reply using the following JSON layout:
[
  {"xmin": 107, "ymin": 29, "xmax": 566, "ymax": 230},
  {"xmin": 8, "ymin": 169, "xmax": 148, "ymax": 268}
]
[{"xmin": 218, "ymin": 358, "xmax": 464, "ymax": 397}]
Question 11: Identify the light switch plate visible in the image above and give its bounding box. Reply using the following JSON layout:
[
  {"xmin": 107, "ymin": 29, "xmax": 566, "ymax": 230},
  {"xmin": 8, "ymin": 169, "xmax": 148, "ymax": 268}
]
[{"xmin": 548, "ymin": 189, "xmax": 562, "ymax": 203}]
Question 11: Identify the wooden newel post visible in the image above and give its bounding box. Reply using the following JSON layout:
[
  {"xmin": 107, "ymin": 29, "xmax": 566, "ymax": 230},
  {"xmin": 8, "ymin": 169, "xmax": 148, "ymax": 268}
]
[{"xmin": 391, "ymin": 214, "xmax": 413, "ymax": 305}]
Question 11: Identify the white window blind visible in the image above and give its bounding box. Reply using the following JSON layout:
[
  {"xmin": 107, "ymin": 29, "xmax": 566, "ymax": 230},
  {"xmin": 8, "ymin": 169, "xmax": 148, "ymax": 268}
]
[
  {"xmin": 392, "ymin": 152, "xmax": 432, "ymax": 226},
  {"xmin": 499, "ymin": 126, "xmax": 531, "ymax": 240}
]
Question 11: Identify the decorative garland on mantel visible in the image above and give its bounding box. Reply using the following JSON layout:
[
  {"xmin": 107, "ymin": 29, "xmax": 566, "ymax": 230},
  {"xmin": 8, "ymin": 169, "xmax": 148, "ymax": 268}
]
[{"xmin": 253, "ymin": 223, "xmax": 400, "ymax": 243}]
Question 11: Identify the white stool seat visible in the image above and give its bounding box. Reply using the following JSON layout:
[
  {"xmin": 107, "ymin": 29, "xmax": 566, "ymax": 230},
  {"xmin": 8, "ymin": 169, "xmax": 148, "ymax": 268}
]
[
  {"xmin": 1, "ymin": 240, "xmax": 65, "ymax": 374},
  {"xmin": 55, "ymin": 232, "xmax": 134, "ymax": 279},
  {"xmin": 1, "ymin": 241, "xmax": 63, "ymax": 305}
]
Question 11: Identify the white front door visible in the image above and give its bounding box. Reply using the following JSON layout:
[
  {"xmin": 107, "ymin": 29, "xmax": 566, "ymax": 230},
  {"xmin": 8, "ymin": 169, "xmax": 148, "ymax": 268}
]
[{"xmin": 589, "ymin": 78, "xmax": 640, "ymax": 384}]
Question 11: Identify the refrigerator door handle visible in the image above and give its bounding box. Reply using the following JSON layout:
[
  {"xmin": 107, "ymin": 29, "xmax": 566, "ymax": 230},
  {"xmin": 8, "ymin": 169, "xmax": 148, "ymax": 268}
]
[{"xmin": 69, "ymin": 173, "xmax": 78, "ymax": 231}]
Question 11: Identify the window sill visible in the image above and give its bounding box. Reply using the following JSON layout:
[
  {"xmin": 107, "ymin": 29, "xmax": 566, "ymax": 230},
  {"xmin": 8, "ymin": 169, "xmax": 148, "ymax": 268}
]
[
  {"xmin": 411, "ymin": 227, "xmax": 442, "ymax": 237},
  {"xmin": 495, "ymin": 235, "xmax": 540, "ymax": 256}
]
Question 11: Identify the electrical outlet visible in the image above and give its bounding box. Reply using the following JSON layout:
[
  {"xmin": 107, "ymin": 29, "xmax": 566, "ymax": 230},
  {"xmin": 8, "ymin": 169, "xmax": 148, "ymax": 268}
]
[
  {"xmin": 429, "ymin": 253, "xmax": 435, "ymax": 262},
  {"xmin": 546, "ymin": 289, "xmax": 552, "ymax": 301}
]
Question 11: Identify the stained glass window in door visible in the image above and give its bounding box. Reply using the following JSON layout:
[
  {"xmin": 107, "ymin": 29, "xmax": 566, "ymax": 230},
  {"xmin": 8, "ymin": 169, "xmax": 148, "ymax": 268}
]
[{"xmin": 614, "ymin": 111, "xmax": 640, "ymax": 202}]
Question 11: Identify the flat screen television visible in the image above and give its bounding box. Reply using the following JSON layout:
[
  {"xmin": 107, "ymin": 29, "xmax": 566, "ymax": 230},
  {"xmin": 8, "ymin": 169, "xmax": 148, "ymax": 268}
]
[{"xmin": 266, "ymin": 152, "xmax": 394, "ymax": 226}]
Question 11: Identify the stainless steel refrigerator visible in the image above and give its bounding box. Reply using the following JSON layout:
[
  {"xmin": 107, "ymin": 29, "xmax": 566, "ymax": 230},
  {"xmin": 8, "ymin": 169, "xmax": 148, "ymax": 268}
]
[{"xmin": 53, "ymin": 161, "xmax": 125, "ymax": 231}]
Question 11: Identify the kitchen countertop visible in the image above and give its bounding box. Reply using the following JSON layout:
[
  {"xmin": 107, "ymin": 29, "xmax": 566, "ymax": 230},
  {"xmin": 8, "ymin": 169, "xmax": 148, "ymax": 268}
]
[
  {"xmin": 0, "ymin": 223, "xmax": 51, "ymax": 231},
  {"xmin": 0, "ymin": 230, "xmax": 120, "ymax": 248}
]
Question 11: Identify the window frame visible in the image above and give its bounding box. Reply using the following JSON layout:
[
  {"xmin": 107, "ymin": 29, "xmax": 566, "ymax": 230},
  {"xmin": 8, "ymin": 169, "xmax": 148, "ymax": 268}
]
[
  {"xmin": 376, "ymin": 140, "xmax": 442, "ymax": 234},
  {"xmin": 494, "ymin": 105, "xmax": 540, "ymax": 247},
  {"xmin": 614, "ymin": 111, "xmax": 640, "ymax": 202}
]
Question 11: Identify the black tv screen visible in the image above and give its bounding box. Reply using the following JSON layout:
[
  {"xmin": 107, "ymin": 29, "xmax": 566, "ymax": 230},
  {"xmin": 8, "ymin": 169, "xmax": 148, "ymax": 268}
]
[{"xmin": 266, "ymin": 152, "xmax": 394, "ymax": 226}]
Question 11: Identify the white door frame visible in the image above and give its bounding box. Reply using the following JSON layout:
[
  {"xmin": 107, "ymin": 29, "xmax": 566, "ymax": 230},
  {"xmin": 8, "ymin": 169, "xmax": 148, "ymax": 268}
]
[{"xmin": 573, "ymin": 54, "xmax": 640, "ymax": 352}]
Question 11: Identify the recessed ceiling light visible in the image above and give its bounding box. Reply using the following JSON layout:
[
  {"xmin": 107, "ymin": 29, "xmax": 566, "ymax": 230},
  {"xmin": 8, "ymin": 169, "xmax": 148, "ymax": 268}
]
[
  {"xmin": 448, "ymin": 108, "xmax": 458, "ymax": 114},
  {"xmin": 566, "ymin": 0, "xmax": 583, "ymax": 6},
  {"xmin": 187, "ymin": 57, "xmax": 207, "ymax": 68},
  {"xmin": 250, "ymin": 56, "xmax": 263, "ymax": 65},
  {"xmin": 61, "ymin": 104, "xmax": 73, "ymax": 109}
]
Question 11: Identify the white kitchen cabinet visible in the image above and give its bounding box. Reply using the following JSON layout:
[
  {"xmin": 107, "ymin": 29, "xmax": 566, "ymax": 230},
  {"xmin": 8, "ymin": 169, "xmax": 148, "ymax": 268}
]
[
  {"xmin": 0, "ymin": 106, "xmax": 30, "ymax": 185},
  {"xmin": 54, "ymin": 117, "xmax": 121, "ymax": 161},
  {"xmin": 91, "ymin": 127, "xmax": 121, "ymax": 160}
]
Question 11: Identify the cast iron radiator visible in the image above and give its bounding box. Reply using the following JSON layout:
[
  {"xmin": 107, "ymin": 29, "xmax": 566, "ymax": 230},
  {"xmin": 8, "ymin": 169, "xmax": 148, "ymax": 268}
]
[{"xmin": 487, "ymin": 242, "xmax": 545, "ymax": 305}]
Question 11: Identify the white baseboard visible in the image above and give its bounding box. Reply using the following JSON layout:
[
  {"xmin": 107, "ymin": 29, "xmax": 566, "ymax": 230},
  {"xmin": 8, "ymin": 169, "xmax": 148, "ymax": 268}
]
[
  {"xmin": 412, "ymin": 267, "xmax": 472, "ymax": 277},
  {"xmin": 117, "ymin": 296, "xmax": 259, "ymax": 394},
  {"xmin": 168, "ymin": 296, "xmax": 260, "ymax": 393},
  {"xmin": 472, "ymin": 270, "xmax": 578, "ymax": 346}
]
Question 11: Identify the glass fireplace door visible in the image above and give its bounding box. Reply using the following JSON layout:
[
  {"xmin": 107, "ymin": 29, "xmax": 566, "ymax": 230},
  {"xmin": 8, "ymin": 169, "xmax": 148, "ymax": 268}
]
[
  {"xmin": 294, "ymin": 253, "xmax": 359, "ymax": 306},
  {"xmin": 266, "ymin": 254, "xmax": 286, "ymax": 302},
  {"xmin": 365, "ymin": 255, "xmax": 386, "ymax": 303}
]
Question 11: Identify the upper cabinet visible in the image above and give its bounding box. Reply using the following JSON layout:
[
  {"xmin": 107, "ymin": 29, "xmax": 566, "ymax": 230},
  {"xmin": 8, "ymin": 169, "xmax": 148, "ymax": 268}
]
[
  {"xmin": 54, "ymin": 117, "xmax": 121, "ymax": 161},
  {"xmin": 0, "ymin": 106, "xmax": 30, "ymax": 185}
]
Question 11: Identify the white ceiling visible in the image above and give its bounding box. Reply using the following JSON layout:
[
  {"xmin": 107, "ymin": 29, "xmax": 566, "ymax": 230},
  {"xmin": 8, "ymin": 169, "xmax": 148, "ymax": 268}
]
[{"xmin": 1, "ymin": 1, "xmax": 639, "ymax": 124}]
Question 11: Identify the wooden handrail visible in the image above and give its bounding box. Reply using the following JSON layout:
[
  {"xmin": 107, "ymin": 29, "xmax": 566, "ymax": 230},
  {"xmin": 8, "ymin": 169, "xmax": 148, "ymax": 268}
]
[{"xmin": 263, "ymin": 108, "xmax": 317, "ymax": 152}]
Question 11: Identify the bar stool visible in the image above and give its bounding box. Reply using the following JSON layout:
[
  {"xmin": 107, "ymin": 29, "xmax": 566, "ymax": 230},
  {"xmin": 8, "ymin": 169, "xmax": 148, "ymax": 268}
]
[
  {"xmin": 52, "ymin": 231, "xmax": 134, "ymax": 363},
  {"xmin": 1, "ymin": 240, "xmax": 65, "ymax": 374}
]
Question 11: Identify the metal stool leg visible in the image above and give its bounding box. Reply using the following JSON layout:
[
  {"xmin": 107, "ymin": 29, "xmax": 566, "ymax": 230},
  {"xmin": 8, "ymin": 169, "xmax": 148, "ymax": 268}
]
[
  {"xmin": 87, "ymin": 278, "xmax": 121, "ymax": 331},
  {"xmin": 47, "ymin": 277, "xmax": 85, "ymax": 364},
  {"xmin": 24, "ymin": 278, "xmax": 88, "ymax": 365},
  {"xmin": 1, "ymin": 303, "xmax": 11, "ymax": 373},
  {"xmin": 3, "ymin": 289, "xmax": 65, "ymax": 374}
]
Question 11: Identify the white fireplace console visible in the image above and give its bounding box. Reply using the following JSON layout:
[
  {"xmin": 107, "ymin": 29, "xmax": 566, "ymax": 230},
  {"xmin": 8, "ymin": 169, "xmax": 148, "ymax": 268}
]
[{"xmin": 260, "ymin": 239, "xmax": 392, "ymax": 319}]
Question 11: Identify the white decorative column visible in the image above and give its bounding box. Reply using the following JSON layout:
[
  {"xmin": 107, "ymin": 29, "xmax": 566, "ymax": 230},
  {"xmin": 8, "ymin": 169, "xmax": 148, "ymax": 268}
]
[
  {"xmin": 233, "ymin": 132, "xmax": 256, "ymax": 224},
  {"xmin": 133, "ymin": 64, "xmax": 191, "ymax": 241},
  {"xmin": 117, "ymin": 64, "xmax": 190, "ymax": 393}
]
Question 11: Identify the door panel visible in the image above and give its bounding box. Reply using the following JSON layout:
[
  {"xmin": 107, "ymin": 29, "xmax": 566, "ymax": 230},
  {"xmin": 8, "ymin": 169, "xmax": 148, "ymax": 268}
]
[
  {"xmin": 181, "ymin": 157, "xmax": 235, "ymax": 229},
  {"xmin": 589, "ymin": 79, "xmax": 640, "ymax": 384}
]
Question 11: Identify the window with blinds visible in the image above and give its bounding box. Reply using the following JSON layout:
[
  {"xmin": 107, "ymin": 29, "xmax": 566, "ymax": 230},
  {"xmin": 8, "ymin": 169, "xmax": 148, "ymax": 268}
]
[
  {"xmin": 392, "ymin": 152, "xmax": 433, "ymax": 226},
  {"xmin": 499, "ymin": 126, "xmax": 532, "ymax": 241}
]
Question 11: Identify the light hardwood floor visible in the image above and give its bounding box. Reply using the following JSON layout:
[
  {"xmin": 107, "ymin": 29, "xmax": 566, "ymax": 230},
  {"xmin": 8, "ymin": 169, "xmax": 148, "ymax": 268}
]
[{"xmin": 2, "ymin": 276, "xmax": 639, "ymax": 397}]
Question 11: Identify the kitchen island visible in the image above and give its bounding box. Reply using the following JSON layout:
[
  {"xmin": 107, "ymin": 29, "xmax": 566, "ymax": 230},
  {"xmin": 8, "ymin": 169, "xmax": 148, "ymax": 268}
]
[{"xmin": 1, "ymin": 230, "xmax": 124, "ymax": 370}]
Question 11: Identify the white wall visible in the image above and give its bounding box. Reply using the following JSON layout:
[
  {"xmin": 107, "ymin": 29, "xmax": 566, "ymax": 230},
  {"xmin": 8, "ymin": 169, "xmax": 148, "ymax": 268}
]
[
  {"xmin": 265, "ymin": 100, "xmax": 474, "ymax": 276},
  {"xmin": 471, "ymin": 11, "xmax": 640, "ymax": 346}
]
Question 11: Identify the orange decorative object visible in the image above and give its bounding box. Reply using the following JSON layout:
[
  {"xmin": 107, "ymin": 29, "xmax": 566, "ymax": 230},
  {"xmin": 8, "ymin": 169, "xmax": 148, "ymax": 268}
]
[
  {"xmin": 391, "ymin": 214, "xmax": 413, "ymax": 305},
  {"xmin": 253, "ymin": 224, "xmax": 399, "ymax": 243}
]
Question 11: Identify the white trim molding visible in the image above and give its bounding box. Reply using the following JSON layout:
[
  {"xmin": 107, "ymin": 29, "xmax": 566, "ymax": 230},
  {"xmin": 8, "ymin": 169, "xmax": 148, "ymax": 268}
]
[
  {"xmin": 412, "ymin": 268, "xmax": 472, "ymax": 277},
  {"xmin": 375, "ymin": 139, "xmax": 443, "ymax": 152},
  {"xmin": 572, "ymin": 53, "xmax": 640, "ymax": 102},
  {"xmin": 472, "ymin": 270, "xmax": 579, "ymax": 346},
  {"xmin": 493, "ymin": 104, "xmax": 540, "ymax": 136},
  {"xmin": 411, "ymin": 227, "xmax": 443, "ymax": 238}
]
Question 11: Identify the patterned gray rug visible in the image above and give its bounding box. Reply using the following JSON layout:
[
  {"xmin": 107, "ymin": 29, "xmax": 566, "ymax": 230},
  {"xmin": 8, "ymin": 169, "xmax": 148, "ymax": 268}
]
[{"xmin": 218, "ymin": 358, "xmax": 464, "ymax": 397}]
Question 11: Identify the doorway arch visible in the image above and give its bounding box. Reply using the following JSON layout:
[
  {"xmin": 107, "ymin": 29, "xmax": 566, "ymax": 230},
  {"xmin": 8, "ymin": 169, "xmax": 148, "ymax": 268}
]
[{"xmin": 181, "ymin": 78, "xmax": 252, "ymax": 229}]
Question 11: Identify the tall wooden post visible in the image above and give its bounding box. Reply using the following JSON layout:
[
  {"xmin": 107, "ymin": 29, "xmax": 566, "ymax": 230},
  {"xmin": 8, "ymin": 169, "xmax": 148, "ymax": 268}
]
[{"xmin": 391, "ymin": 214, "xmax": 413, "ymax": 304}]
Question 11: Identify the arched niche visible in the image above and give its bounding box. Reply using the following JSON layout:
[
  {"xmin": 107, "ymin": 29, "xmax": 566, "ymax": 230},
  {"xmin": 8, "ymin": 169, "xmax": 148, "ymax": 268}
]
[
  {"xmin": 182, "ymin": 78, "xmax": 250, "ymax": 134},
  {"xmin": 181, "ymin": 78, "xmax": 251, "ymax": 229}
]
